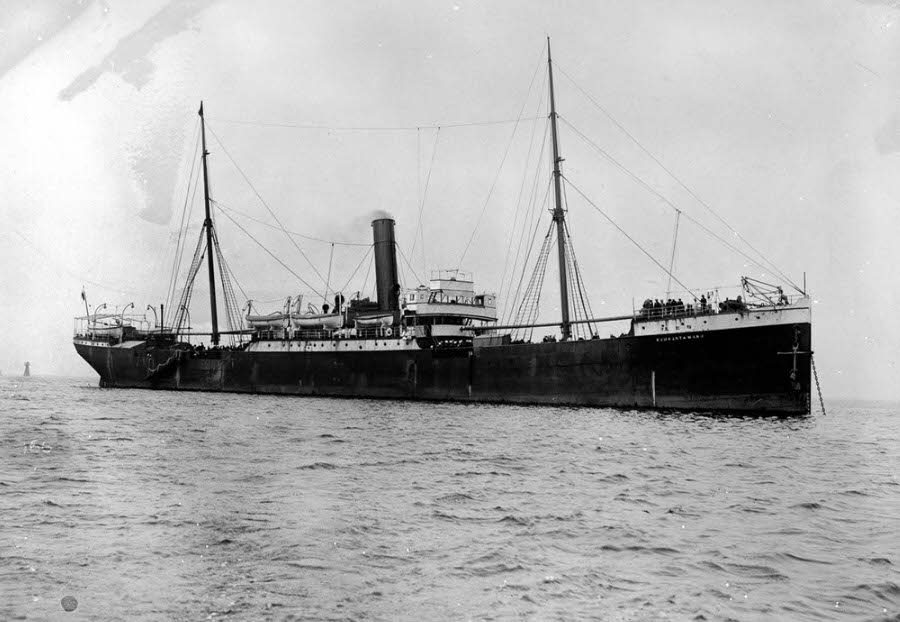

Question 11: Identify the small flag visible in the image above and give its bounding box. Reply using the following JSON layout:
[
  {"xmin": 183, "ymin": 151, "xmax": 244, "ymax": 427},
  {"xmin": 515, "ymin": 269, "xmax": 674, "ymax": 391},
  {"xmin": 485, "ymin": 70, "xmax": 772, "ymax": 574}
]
[{"xmin": 81, "ymin": 288, "xmax": 86, "ymax": 301}]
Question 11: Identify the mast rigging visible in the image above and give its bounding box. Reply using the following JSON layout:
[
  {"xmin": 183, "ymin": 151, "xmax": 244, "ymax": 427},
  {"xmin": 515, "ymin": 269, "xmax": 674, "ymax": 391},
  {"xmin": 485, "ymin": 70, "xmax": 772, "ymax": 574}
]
[
  {"xmin": 200, "ymin": 101, "xmax": 220, "ymax": 345},
  {"xmin": 547, "ymin": 38, "xmax": 571, "ymax": 341}
]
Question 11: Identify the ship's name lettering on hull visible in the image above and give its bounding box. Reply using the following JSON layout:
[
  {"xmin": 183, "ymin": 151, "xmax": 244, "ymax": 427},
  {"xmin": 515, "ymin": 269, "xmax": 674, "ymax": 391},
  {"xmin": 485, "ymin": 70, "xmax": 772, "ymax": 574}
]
[{"xmin": 656, "ymin": 334, "xmax": 704, "ymax": 343}]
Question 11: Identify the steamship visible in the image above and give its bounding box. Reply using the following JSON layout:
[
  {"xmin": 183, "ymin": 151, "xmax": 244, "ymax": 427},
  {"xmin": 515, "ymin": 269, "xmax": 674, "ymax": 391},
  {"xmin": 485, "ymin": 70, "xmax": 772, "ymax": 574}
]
[{"xmin": 73, "ymin": 42, "xmax": 813, "ymax": 414}]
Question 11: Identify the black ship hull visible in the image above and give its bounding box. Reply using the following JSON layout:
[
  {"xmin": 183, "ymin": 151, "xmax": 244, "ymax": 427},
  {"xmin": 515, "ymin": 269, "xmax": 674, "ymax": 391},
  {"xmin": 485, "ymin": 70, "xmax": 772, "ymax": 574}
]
[{"xmin": 74, "ymin": 320, "xmax": 812, "ymax": 414}]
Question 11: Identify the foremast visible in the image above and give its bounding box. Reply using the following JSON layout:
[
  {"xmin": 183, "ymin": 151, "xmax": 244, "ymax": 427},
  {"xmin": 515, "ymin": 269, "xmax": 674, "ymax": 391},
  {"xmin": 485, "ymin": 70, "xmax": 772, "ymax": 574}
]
[
  {"xmin": 547, "ymin": 38, "xmax": 571, "ymax": 341},
  {"xmin": 199, "ymin": 102, "xmax": 220, "ymax": 345}
]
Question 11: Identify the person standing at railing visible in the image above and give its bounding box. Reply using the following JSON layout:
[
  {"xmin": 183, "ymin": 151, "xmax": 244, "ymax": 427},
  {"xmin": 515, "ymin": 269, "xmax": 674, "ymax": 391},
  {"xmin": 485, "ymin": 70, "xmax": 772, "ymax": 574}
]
[{"xmin": 777, "ymin": 287, "xmax": 789, "ymax": 305}]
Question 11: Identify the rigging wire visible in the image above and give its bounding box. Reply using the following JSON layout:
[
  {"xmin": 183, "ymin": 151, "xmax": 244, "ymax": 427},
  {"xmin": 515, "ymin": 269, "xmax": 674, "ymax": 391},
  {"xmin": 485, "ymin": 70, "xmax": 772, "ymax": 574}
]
[
  {"xmin": 165, "ymin": 119, "xmax": 202, "ymax": 323},
  {"xmin": 213, "ymin": 200, "xmax": 370, "ymax": 246},
  {"xmin": 666, "ymin": 210, "xmax": 681, "ymax": 298},
  {"xmin": 503, "ymin": 179, "xmax": 553, "ymax": 325},
  {"xmin": 359, "ymin": 250, "xmax": 375, "ymax": 299},
  {"xmin": 457, "ymin": 42, "xmax": 549, "ymax": 268},
  {"xmin": 396, "ymin": 245, "xmax": 424, "ymax": 287},
  {"xmin": 511, "ymin": 221, "xmax": 556, "ymax": 342},
  {"xmin": 167, "ymin": 177, "xmax": 202, "ymax": 319},
  {"xmin": 395, "ymin": 242, "xmax": 407, "ymax": 293},
  {"xmin": 208, "ymin": 116, "xmax": 544, "ymax": 132},
  {"xmin": 211, "ymin": 225, "xmax": 246, "ymax": 344},
  {"xmin": 217, "ymin": 242, "xmax": 249, "ymax": 311},
  {"xmin": 172, "ymin": 227, "xmax": 208, "ymax": 335},
  {"xmin": 498, "ymin": 125, "xmax": 549, "ymax": 317},
  {"xmin": 563, "ymin": 219, "xmax": 596, "ymax": 338},
  {"xmin": 558, "ymin": 117, "xmax": 796, "ymax": 284},
  {"xmin": 555, "ymin": 63, "xmax": 802, "ymax": 292},
  {"xmin": 205, "ymin": 123, "xmax": 328, "ymax": 289},
  {"xmin": 213, "ymin": 203, "xmax": 322, "ymax": 295},
  {"xmin": 336, "ymin": 245, "xmax": 374, "ymax": 294},
  {"xmin": 563, "ymin": 175, "xmax": 696, "ymax": 298},
  {"xmin": 409, "ymin": 127, "xmax": 441, "ymax": 274},
  {"xmin": 497, "ymin": 74, "xmax": 550, "ymax": 318},
  {"xmin": 323, "ymin": 243, "xmax": 335, "ymax": 305},
  {"xmin": 566, "ymin": 245, "xmax": 588, "ymax": 339}
]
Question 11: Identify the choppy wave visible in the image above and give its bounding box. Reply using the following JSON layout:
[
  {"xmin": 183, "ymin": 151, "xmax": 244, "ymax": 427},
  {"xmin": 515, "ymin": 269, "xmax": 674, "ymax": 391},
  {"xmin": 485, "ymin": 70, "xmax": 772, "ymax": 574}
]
[{"xmin": 1, "ymin": 377, "xmax": 898, "ymax": 621}]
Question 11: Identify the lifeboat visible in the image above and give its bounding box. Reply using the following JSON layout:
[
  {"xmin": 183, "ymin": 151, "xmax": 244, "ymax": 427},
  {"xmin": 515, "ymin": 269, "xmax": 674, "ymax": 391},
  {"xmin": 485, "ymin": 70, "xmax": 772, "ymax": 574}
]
[
  {"xmin": 353, "ymin": 313, "xmax": 393, "ymax": 328},
  {"xmin": 293, "ymin": 313, "xmax": 343, "ymax": 329},
  {"xmin": 88, "ymin": 323, "xmax": 123, "ymax": 338},
  {"xmin": 246, "ymin": 312, "xmax": 287, "ymax": 328}
]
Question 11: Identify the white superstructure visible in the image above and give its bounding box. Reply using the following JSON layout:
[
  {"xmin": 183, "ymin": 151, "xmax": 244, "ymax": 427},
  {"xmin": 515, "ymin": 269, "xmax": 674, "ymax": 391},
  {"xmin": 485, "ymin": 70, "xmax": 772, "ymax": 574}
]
[
  {"xmin": 402, "ymin": 269, "xmax": 497, "ymax": 339},
  {"xmin": 633, "ymin": 298, "xmax": 811, "ymax": 337}
]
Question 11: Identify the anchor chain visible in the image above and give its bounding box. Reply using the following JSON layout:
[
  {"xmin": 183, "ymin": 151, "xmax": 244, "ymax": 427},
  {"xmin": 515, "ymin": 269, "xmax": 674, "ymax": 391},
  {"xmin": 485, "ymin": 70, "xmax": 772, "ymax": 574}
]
[
  {"xmin": 145, "ymin": 350, "xmax": 183, "ymax": 379},
  {"xmin": 811, "ymin": 352, "xmax": 826, "ymax": 416}
]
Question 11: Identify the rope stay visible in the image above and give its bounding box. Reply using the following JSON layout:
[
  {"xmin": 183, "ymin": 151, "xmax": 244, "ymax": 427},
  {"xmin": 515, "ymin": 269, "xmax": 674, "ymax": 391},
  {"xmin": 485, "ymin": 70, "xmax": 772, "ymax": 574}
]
[
  {"xmin": 359, "ymin": 248, "xmax": 375, "ymax": 300},
  {"xmin": 497, "ymin": 108, "xmax": 550, "ymax": 319},
  {"xmin": 205, "ymin": 123, "xmax": 328, "ymax": 290},
  {"xmin": 164, "ymin": 119, "xmax": 202, "ymax": 325},
  {"xmin": 213, "ymin": 200, "xmax": 369, "ymax": 247},
  {"xmin": 563, "ymin": 175, "xmax": 697, "ymax": 299},
  {"xmin": 666, "ymin": 210, "xmax": 681, "ymax": 298},
  {"xmin": 172, "ymin": 226, "xmax": 208, "ymax": 336},
  {"xmin": 395, "ymin": 244, "xmax": 424, "ymax": 289},
  {"xmin": 457, "ymin": 42, "xmax": 549, "ymax": 269},
  {"xmin": 213, "ymin": 200, "xmax": 378, "ymax": 311},
  {"xmin": 208, "ymin": 116, "xmax": 545, "ymax": 133},
  {"xmin": 510, "ymin": 221, "xmax": 556, "ymax": 342},
  {"xmin": 559, "ymin": 116, "xmax": 794, "ymax": 288},
  {"xmin": 502, "ymin": 179, "xmax": 553, "ymax": 325},
  {"xmin": 336, "ymin": 245, "xmax": 374, "ymax": 295},
  {"xmin": 554, "ymin": 63, "xmax": 802, "ymax": 293},
  {"xmin": 409, "ymin": 126, "xmax": 441, "ymax": 275},
  {"xmin": 563, "ymin": 220, "xmax": 596, "ymax": 339},
  {"xmin": 506, "ymin": 208, "xmax": 595, "ymax": 341},
  {"xmin": 498, "ymin": 119, "xmax": 550, "ymax": 322},
  {"xmin": 213, "ymin": 202, "xmax": 323, "ymax": 296},
  {"xmin": 211, "ymin": 225, "xmax": 245, "ymax": 345},
  {"xmin": 323, "ymin": 243, "xmax": 335, "ymax": 305}
]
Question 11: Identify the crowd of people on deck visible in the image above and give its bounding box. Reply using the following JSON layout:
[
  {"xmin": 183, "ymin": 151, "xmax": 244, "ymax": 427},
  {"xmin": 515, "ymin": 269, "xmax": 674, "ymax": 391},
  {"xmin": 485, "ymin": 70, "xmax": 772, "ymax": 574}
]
[
  {"xmin": 639, "ymin": 293, "xmax": 749, "ymax": 320},
  {"xmin": 640, "ymin": 297, "xmax": 699, "ymax": 319}
]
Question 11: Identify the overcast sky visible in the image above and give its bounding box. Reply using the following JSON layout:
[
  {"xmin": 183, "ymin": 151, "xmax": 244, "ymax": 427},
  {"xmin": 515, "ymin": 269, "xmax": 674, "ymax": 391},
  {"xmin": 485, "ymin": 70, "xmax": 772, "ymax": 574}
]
[{"xmin": 1, "ymin": 0, "xmax": 898, "ymax": 400}]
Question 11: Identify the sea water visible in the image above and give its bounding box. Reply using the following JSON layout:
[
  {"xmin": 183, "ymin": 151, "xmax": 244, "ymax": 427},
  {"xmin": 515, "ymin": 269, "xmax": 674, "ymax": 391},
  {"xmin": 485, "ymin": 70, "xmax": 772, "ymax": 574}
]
[{"xmin": 1, "ymin": 375, "xmax": 897, "ymax": 621}]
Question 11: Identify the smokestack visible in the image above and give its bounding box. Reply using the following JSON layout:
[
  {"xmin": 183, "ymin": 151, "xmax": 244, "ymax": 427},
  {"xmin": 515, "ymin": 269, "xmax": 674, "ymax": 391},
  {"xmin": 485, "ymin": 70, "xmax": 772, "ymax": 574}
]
[{"xmin": 372, "ymin": 218, "xmax": 400, "ymax": 313}]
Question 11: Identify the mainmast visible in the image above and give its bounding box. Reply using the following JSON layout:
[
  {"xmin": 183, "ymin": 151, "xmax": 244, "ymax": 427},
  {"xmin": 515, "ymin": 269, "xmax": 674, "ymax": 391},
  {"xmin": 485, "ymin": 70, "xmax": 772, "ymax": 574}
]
[
  {"xmin": 199, "ymin": 102, "xmax": 220, "ymax": 345},
  {"xmin": 547, "ymin": 38, "xmax": 571, "ymax": 341}
]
